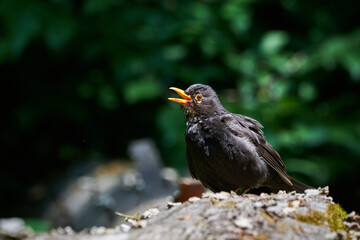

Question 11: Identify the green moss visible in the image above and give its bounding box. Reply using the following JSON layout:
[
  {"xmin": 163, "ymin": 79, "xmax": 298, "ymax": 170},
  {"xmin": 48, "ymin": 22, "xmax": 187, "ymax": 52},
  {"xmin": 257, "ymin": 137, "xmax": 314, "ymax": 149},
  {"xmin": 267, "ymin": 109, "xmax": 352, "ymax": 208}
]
[
  {"xmin": 295, "ymin": 209, "xmax": 327, "ymax": 226},
  {"xmin": 326, "ymin": 203, "xmax": 348, "ymax": 232},
  {"xmin": 295, "ymin": 203, "xmax": 348, "ymax": 233}
]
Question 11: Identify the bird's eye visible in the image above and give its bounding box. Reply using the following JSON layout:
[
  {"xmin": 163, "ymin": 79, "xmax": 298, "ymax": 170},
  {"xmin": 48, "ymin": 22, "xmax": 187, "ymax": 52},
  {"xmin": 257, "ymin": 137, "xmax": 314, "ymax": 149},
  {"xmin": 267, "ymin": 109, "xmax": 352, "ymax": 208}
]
[{"xmin": 195, "ymin": 94, "xmax": 203, "ymax": 102}]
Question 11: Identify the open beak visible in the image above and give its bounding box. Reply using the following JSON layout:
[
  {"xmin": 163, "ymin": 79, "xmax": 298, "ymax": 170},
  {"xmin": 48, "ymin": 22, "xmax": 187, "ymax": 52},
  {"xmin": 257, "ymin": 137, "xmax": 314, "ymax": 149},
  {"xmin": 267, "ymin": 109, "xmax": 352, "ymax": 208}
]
[{"xmin": 168, "ymin": 87, "xmax": 192, "ymax": 105}]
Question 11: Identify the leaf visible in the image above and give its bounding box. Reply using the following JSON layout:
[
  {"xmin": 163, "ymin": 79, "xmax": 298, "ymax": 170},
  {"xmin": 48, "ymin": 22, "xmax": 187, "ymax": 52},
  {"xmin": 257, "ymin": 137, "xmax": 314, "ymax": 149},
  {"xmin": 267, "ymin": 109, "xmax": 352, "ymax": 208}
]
[
  {"xmin": 45, "ymin": 15, "xmax": 77, "ymax": 51},
  {"xmin": 162, "ymin": 45, "xmax": 187, "ymax": 61},
  {"xmin": 123, "ymin": 79, "xmax": 161, "ymax": 104},
  {"xmin": 82, "ymin": 0, "xmax": 116, "ymax": 15},
  {"xmin": 260, "ymin": 31, "xmax": 289, "ymax": 55},
  {"xmin": 97, "ymin": 85, "xmax": 119, "ymax": 110}
]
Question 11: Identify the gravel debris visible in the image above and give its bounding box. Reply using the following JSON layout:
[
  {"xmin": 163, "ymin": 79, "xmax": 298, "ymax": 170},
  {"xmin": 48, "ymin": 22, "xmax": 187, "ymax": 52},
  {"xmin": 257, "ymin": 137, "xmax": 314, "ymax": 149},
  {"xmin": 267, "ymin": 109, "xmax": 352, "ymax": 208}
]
[
  {"xmin": 141, "ymin": 208, "xmax": 160, "ymax": 219},
  {"xmin": 167, "ymin": 201, "xmax": 182, "ymax": 209},
  {"xmin": 126, "ymin": 219, "xmax": 147, "ymax": 228},
  {"xmin": 120, "ymin": 224, "xmax": 131, "ymax": 233},
  {"xmin": 188, "ymin": 197, "xmax": 201, "ymax": 203},
  {"xmin": 305, "ymin": 189, "xmax": 321, "ymax": 196},
  {"xmin": 234, "ymin": 217, "xmax": 253, "ymax": 229}
]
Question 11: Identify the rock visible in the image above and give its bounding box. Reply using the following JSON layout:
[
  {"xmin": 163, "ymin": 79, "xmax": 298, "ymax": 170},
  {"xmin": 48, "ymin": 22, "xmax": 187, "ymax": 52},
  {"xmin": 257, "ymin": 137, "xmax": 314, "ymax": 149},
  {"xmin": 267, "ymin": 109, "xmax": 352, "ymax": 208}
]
[
  {"xmin": 234, "ymin": 217, "xmax": 253, "ymax": 229},
  {"xmin": 89, "ymin": 226, "xmax": 106, "ymax": 235},
  {"xmin": 126, "ymin": 219, "xmax": 147, "ymax": 228},
  {"xmin": 305, "ymin": 188, "xmax": 321, "ymax": 196},
  {"xmin": 187, "ymin": 197, "xmax": 200, "ymax": 203},
  {"xmin": 18, "ymin": 187, "xmax": 360, "ymax": 240},
  {"xmin": 120, "ymin": 224, "xmax": 131, "ymax": 233},
  {"xmin": 0, "ymin": 218, "xmax": 34, "ymax": 239},
  {"xmin": 141, "ymin": 208, "xmax": 160, "ymax": 219},
  {"xmin": 166, "ymin": 202, "xmax": 182, "ymax": 209},
  {"xmin": 43, "ymin": 139, "xmax": 179, "ymax": 231}
]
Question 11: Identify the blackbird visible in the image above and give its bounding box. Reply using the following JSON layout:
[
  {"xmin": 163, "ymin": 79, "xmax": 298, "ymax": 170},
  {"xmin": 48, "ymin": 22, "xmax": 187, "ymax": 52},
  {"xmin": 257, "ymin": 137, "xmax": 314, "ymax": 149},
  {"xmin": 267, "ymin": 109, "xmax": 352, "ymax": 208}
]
[{"xmin": 169, "ymin": 84, "xmax": 314, "ymax": 193}]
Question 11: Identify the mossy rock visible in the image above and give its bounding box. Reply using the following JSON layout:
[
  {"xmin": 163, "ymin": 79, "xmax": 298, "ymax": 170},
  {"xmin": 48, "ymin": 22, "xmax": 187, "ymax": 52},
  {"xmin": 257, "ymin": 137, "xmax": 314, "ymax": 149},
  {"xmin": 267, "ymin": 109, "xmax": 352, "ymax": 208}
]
[{"xmin": 295, "ymin": 203, "xmax": 348, "ymax": 232}]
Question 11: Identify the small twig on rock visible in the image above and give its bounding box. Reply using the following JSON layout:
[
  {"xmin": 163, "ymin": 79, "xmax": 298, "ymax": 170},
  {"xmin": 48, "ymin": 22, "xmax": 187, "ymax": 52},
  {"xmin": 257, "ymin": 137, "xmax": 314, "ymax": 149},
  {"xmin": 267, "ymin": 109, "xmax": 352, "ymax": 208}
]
[{"xmin": 115, "ymin": 211, "xmax": 141, "ymax": 221}]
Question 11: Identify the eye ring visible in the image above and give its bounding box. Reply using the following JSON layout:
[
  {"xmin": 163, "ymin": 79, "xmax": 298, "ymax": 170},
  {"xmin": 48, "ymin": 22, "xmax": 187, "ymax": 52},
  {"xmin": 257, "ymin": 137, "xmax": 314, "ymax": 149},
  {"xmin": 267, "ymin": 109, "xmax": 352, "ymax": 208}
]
[{"xmin": 195, "ymin": 93, "xmax": 203, "ymax": 102}]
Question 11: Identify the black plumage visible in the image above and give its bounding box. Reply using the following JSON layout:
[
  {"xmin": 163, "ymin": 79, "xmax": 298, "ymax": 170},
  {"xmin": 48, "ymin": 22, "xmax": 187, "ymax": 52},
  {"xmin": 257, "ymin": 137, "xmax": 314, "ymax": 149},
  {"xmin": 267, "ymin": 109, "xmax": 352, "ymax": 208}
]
[{"xmin": 169, "ymin": 84, "xmax": 313, "ymax": 193}]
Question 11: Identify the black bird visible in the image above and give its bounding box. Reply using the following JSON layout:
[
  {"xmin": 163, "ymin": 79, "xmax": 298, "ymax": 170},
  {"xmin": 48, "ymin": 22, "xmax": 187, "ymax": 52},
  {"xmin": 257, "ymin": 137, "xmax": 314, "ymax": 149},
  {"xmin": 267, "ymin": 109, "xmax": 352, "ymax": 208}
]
[{"xmin": 169, "ymin": 84, "xmax": 314, "ymax": 193}]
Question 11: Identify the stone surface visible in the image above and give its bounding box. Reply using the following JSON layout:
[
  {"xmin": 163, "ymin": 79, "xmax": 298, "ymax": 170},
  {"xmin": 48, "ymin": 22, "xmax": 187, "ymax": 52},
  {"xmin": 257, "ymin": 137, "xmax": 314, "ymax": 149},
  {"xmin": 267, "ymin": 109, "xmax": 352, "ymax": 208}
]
[{"xmin": 3, "ymin": 187, "xmax": 359, "ymax": 240}]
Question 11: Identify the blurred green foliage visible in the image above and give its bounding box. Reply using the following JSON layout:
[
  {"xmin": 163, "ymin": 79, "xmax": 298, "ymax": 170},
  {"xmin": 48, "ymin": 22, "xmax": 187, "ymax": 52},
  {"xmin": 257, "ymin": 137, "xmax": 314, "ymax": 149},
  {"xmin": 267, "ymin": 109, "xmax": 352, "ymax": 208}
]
[
  {"xmin": 1, "ymin": 0, "xmax": 360, "ymax": 217},
  {"xmin": 24, "ymin": 218, "xmax": 51, "ymax": 233}
]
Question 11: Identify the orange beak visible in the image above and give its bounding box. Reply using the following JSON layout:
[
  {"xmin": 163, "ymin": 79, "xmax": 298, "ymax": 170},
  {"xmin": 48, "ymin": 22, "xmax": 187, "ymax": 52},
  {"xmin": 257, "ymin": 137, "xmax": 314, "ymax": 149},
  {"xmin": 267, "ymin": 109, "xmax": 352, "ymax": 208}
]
[{"xmin": 168, "ymin": 87, "xmax": 192, "ymax": 105}]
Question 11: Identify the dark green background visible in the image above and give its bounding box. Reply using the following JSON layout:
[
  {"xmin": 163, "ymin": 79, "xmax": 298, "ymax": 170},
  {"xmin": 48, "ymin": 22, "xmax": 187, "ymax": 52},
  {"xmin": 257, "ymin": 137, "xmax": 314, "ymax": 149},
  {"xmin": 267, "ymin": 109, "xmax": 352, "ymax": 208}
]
[{"xmin": 1, "ymin": 0, "xmax": 360, "ymax": 220}]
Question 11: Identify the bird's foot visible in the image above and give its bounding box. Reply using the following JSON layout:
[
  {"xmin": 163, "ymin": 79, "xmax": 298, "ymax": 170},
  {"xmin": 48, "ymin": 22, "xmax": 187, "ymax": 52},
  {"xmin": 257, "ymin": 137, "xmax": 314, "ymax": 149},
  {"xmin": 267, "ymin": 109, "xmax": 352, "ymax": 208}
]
[
  {"xmin": 235, "ymin": 187, "xmax": 250, "ymax": 195},
  {"xmin": 242, "ymin": 188, "xmax": 250, "ymax": 195}
]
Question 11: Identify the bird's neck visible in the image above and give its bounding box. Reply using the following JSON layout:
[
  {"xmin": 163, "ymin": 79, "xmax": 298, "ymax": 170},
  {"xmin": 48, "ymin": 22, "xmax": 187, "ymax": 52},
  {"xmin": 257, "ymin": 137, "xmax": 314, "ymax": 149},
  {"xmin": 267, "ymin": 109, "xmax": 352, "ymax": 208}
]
[
  {"xmin": 185, "ymin": 108, "xmax": 227, "ymax": 125},
  {"xmin": 183, "ymin": 98, "xmax": 227, "ymax": 124}
]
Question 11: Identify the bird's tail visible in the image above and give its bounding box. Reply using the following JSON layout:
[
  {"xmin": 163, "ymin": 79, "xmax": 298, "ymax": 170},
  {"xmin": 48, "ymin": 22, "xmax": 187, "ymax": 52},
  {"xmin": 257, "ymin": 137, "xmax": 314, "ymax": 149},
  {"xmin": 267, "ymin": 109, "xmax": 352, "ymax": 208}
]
[{"xmin": 290, "ymin": 177, "xmax": 314, "ymax": 193}]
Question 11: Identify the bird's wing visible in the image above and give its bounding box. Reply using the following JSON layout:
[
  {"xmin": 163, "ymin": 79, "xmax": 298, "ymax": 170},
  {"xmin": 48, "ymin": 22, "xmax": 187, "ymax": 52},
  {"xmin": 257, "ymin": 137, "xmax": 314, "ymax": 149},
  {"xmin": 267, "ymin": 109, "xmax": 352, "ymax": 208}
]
[
  {"xmin": 256, "ymin": 141, "xmax": 292, "ymax": 186},
  {"xmin": 229, "ymin": 114, "xmax": 292, "ymax": 186}
]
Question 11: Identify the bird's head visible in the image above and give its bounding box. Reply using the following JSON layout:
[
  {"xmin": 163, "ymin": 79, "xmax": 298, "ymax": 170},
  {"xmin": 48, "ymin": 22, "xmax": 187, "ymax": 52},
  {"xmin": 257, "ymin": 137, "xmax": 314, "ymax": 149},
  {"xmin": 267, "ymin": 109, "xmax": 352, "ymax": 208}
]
[{"xmin": 168, "ymin": 84, "xmax": 226, "ymax": 120}]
